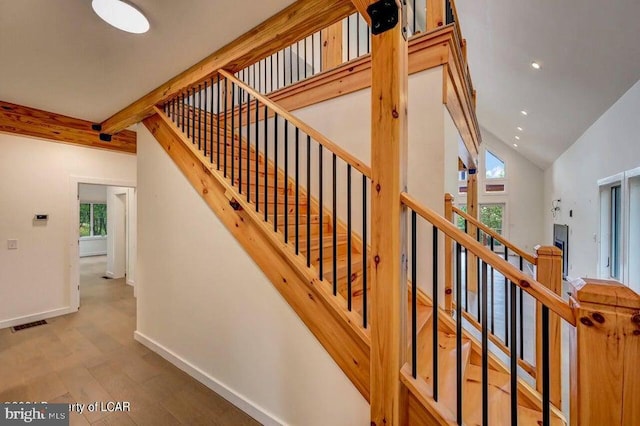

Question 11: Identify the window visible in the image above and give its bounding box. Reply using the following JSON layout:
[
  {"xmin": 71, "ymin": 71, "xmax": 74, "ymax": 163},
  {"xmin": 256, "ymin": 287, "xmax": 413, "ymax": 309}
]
[
  {"xmin": 485, "ymin": 150, "xmax": 506, "ymax": 193},
  {"xmin": 458, "ymin": 170, "xmax": 468, "ymax": 194},
  {"xmin": 80, "ymin": 203, "xmax": 107, "ymax": 237}
]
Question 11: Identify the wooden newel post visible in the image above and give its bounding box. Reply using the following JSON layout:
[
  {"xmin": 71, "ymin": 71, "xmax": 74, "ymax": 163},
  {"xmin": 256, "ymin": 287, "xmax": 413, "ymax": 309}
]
[
  {"xmin": 364, "ymin": 0, "xmax": 409, "ymax": 425},
  {"xmin": 534, "ymin": 246, "xmax": 562, "ymax": 408},
  {"xmin": 569, "ymin": 278, "xmax": 640, "ymax": 426},
  {"xmin": 444, "ymin": 194, "xmax": 454, "ymax": 313}
]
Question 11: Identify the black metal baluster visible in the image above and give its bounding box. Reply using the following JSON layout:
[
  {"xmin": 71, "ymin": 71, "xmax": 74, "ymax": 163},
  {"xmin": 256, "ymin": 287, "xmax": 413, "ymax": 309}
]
[
  {"xmin": 510, "ymin": 282, "xmax": 518, "ymax": 425},
  {"xmin": 289, "ymin": 47, "xmax": 294, "ymax": 85},
  {"xmin": 542, "ymin": 306, "xmax": 550, "ymax": 426},
  {"xmin": 362, "ymin": 175, "xmax": 367, "ymax": 328},
  {"xmin": 198, "ymin": 84, "xmax": 202, "ymax": 150},
  {"xmin": 347, "ymin": 164, "xmax": 352, "ymax": 310},
  {"xmin": 255, "ymin": 99, "xmax": 259, "ymax": 211},
  {"xmin": 433, "ymin": 226, "xmax": 439, "ymax": 402},
  {"xmin": 464, "ymin": 220, "xmax": 469, "ymax": 312},
  {"xmin": 477, "ymin": 228, "xmax": 481, "ymax": 321},
  {"xmin": 318, "ymin": 144, "xmax": 323, "ymax": 279},
  {"xmin": 284, "ymin": 120, "xmax": 289, "ymax": 243},
  {"xmin": 504, "ymin": 246, "xmax": 510, "ymax": 346},
  {"xmin": 187, "ymin": 89, "xmax": 191, "ymax": 140},
  {"xmin": 297, "ymin": 41, "xmax": 301, "ymax": 82},
  {"xmin": 306, "ymin": 135, "xmax": 311, "ymax": 267},
  {"xmin": 519, "ymin": 256, "xmax": 524, "ymax": 360},
  {"xmin": 356, "ymin": 13, "xmax": 360, "ymax": 57},
  {"xmin": 224, "ymin": 81, "xmax": 229, "ymax": 177},
  {"xmin": 263, "ymin": 105, "xmax": 268, "ymax": 222},
  {"xmin": 230, "ymin": 83, "xmax": 235, "ymax": 183},
  {"xmin": 490, "ymin": 236, "xmax": 495, "ymax": 335},
  {"xmin": 303, "ymin": 37, "xmax": 307, "ymax": 79},
  {"xmin": 204, "ymin": 82, "xmax": 208, "ymax": 157},
  {"xmin": 191, "ymin": 88, "xmax": 196, "ymax": 144},
  {"xmin": 210, "ymin": 79, "xmax": 214, "ymax": 164},
  {"xmin": 332, "ymin": 154, "xmax": 337, "ymax": 296},
  {"xmin": 270, "ymin": 54, "xmax": 274, "ymax": 93},
  {"xmin": 347, "ymin": 15, "xmax": 351, "ymax": 61},
  {"xmin": 274, "ymin": 113, "xmax": 278, "ymax": 232},
  {"xmin": 413, "ymin": 0, "xmax": 417, "ymax": 34},
  {"xmin": 312, "ymin": 33, "xmax": 316, "ymax": 76},
  {"xmin": 295, "ymin": 128, "xmax": 300, "ymax": 254},
  {"xmin": 455, "ymin": 242, "xmax": 463, "ymax": 425},
  {"xmin": 216, "ymin": 76, "xmax": 221, "ymax": 170},
  {"xmin": 238, "ymin": 86, "xmax": 243, "ymax": 193},
  {"xmin": 411, "ymin": 211, "xmax": 417, "ymax": 379},
  {"xmin": 246, "ymin": 92, "xmax": 251, "ymax": 201},
  {"xmin": 258, "ymin": 59, "xmax": 262, "ymax": 93},
  {"xmin": 181, "ymin": 93, "xmax": 185, "ymax": 134},
  {"xmin": 482, "ymin": 261, "xmax": 489, "ymax": 426}
]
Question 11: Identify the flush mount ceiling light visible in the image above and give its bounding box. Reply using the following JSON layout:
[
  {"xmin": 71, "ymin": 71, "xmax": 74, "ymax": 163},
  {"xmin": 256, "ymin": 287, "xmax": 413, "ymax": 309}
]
[
  {"xmin": 521, "ymin": 110, "xmax": 528, "ymax": 116},
  {"xmin": 513, "ymin": 143, "xmax": 519, "ymax": 148},
  {"xmin": 515, "ymin": 135, "xmax": 520, "ymax": 140},
  {"xmin": 531, "ymin": 61, "xmax": 541, "ymax": 70},
  {"xmin": 517, "ymin": 126, "xmax": 523, "ymax": 131},
  {"xmin": 92, "ymin": 0, "xmax": 149, "ymax": 34}
]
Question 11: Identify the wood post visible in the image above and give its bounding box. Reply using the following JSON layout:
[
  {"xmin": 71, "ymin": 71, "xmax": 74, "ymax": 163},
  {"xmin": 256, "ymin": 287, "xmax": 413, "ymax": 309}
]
[
  {"xmin": 369, "ymin": 2, "xmax": 409, "ymax": 425},
  {"xmin": 466, "ymin": 168, "xmax": 478, "ymax": 292},
  {"xmin": 321, "ymin": 22, "xmax": 344, "ymax": 71},
  {"xmin": 426, "ymin": 0, "xmax": 445, "ymax": 31},
  {"xmin": 569, "ymin": 278, "xmax": 640, "ymax": 425},
  {"xmin": 534, "ymin": 246, "xmax": 563, "ymax": 408},
  {"xmin": 444, "ymin": 193, "xmax": 454, "ymax": 313}
]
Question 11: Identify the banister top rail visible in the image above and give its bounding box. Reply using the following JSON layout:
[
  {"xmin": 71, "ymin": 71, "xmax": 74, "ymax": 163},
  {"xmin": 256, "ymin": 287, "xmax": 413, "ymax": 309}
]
[
  {"xmin": 220, "ymin": 69, "xmax": 372, "ymax": 178},
  {"xmin": 402, "ymin": 192, "xmax": 576, "ymax": 326},
  {"xmin": 451, "ymin": 204, "xmax": 537, "ymax": 265}
]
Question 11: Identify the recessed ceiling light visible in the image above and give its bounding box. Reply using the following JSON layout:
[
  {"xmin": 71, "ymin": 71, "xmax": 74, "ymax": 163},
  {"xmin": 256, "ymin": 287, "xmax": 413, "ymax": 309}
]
[
  {"xmin": 521, "ymin": 110, "xmax": 528, "ymax": 116},
  {"xmin": 531, "ymin": 61, "xmax": 541, "ymax": 70},
  {"xmin": 513, "ymin": 143, "xmax": 518, "ymax": 148},
  {"xmin": 517, "ymin": 126, "xmax": 523, "ymax": 131},
  {"xmin": 92, "ymin": 0, "xmax": 150, "ymax": 34},
  {"xmin": 515, "ymin": 136, "xmax": 520, "ymax": 140}
]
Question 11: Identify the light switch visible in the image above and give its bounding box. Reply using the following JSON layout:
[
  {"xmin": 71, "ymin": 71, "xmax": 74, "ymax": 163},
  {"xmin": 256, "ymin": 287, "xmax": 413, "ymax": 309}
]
[{"xmin": 7, "ymin": 239, "xmax": 18, "ymax": 250}]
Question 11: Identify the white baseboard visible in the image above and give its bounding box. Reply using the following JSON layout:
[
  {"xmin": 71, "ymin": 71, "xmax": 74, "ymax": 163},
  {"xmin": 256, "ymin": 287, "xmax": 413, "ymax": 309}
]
[
  {"xmin": 0, "ymin": 306, "xmax": 77, "ymax": 330},
  {"xmin": 106, "ymin": 271, "xmax": 115, "ymax": 278},
  {"xmin": 126, "ymin": 279, "xmax": 135, "ymax": 286},
  {"xmin": 134, "ymin": 331, "xmax": 284, "ymax": 426}
]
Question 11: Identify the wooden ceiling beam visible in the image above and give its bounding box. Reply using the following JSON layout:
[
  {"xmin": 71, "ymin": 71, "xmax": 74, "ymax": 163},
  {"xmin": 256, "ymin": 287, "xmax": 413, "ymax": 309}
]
[
  {"xmin": 0, "ymin": 101, "xmax": 136, "ymax": 154},
  {"xmin": 101, "ymin": 0, "xmax": 356, "ymax": 135}
]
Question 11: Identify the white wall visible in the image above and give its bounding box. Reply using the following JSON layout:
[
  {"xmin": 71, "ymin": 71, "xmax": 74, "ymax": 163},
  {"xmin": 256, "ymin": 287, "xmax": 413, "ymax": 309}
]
[
  {"xmin": 79, "ymin": 184, "xmax": 107, "ymax": 257},
  {"xmin": 0, "ymin": 133, "xmax": 136, "ymax": 329},
  {"xmin": 106, "ymin": 186, "xmax": 134, "ymax": 279},
  {"xmin": 135, "ymin": 126, "xmax": 369, "ymax": 425},
  {"xmin": 544, "ymin": 79, "xmax": 640, "ymax": 280},
  {"xmin": 457, "ymin": 129, "xmax": 545, "ymax": 253}
]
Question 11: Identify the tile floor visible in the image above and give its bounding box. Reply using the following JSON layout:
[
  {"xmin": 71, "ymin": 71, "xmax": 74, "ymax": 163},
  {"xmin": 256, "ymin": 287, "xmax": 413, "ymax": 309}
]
[{"xmin": 0, "ymin": 256, "xmax": 261, "ymax": 426}]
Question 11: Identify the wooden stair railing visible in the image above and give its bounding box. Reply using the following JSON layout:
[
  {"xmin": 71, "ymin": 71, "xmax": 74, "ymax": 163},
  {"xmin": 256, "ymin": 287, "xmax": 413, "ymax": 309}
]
[
  {"xmin": 402, "ymin": 192, "xmax": 574, "ymax": 425},
  {"xmin": 445, "ymin": 194, "xmax": 564, "ymax": 407},
  {"xmin": 149, "ymin": 65, "xmax": 580, "ymax": 424}
]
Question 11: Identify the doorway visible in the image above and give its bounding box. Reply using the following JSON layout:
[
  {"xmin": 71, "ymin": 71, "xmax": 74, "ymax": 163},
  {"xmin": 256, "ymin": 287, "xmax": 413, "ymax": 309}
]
[{"xmin": 71, "ymin": 178, "xmax": 136, "ymax": 311}]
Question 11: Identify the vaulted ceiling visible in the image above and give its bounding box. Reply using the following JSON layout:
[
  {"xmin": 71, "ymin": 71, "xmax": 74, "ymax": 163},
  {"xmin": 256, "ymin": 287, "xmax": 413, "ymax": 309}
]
[
  {"xmin": 457, "ymin": 0, "xmax": 640, "ymax": 168},
  {"xmin": 1, "ymin": 1, "xmax": 639, "ymax": 169}
]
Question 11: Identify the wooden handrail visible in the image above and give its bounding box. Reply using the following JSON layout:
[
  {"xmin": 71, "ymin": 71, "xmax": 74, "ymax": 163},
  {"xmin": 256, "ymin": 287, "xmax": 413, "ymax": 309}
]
[
  {"xmin": 451, "ymin": 204, "xmax": 537, "ymax": 265},
  {"xmin": 401, "ymin": 192, "xmax": 576, "ymax": 326},
  {"xmin": 219, "ymin": 69, "xmax": 372, "ymax": 178}
]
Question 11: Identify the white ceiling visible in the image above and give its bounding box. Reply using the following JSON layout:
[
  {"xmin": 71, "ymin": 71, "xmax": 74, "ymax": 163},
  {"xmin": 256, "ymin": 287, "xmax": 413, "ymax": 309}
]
[
  {"xmin": 0, "ymin": 0, "xmax": 295, "ymax": 123},
  {"xmin": 457, "ymin": 0, "xmax": 640, "ymax": 169}
]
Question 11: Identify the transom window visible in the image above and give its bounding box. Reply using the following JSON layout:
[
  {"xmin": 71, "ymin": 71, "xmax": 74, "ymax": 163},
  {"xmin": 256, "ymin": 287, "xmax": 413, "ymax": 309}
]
[{"xmin": 485, "ymin": 150, "xmax": 506, "ymax": 193}]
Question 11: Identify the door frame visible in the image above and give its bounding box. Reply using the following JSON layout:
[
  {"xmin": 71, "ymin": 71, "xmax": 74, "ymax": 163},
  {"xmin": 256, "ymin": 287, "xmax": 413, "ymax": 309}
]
[{"xmin": 69, "ymin": 176, "xmax": 136, "ymax": 311}]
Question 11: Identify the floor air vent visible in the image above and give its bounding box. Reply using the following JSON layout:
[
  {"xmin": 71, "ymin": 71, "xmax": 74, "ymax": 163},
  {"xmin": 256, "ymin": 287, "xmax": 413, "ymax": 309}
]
[{"xmin": 12, "ymin": 319, "xmax": 47, "ymax": 332}]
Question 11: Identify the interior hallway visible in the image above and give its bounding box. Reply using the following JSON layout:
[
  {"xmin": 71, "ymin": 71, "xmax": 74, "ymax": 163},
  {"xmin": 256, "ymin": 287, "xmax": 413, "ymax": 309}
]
[{"xmin": 0, "ymin": 255, "xmax": 260, "ymax": 426}]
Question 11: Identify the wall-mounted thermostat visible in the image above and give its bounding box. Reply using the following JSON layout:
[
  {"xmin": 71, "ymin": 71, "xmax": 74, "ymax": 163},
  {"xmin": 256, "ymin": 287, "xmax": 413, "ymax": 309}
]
[{"xmin": 34, "ymin": 214, "xmax": 49, "ymax": 221}]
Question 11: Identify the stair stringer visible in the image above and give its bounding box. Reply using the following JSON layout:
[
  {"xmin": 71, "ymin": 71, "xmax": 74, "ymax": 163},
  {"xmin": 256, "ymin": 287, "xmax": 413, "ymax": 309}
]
[{"xmin": 143, "ymin": 110, "xmax": 372, "ymax": 401}]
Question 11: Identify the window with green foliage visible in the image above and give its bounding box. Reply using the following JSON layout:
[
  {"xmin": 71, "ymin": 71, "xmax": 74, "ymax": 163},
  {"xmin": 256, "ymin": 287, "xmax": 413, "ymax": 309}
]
[{"xmin": 79, "ymin": 203, "xmax": 107, "ymax": 237}]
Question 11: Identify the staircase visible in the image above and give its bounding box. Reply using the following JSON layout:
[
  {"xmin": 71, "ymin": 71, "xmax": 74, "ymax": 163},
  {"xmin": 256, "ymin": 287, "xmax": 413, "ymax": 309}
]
[{"xmin": 144, "ymin": 70, "xmax": 568, "ymax": 425}]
